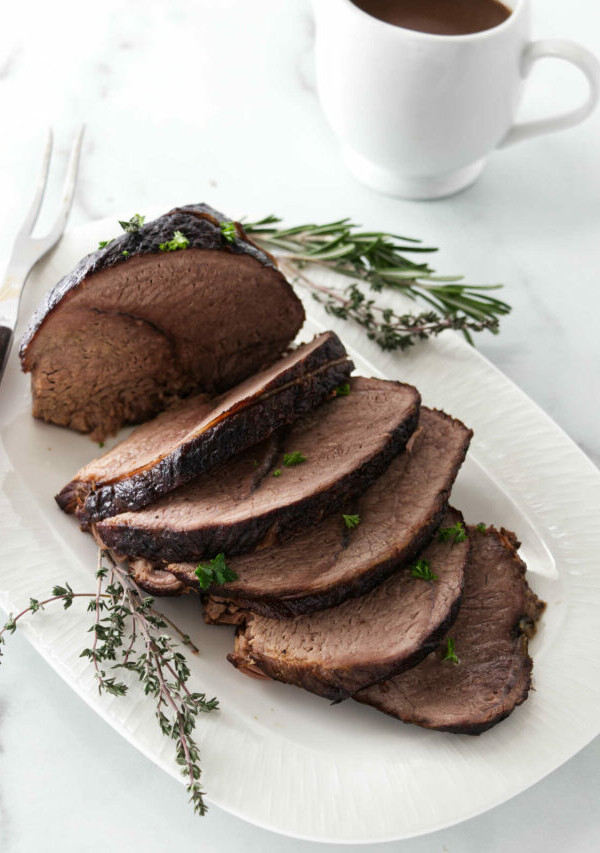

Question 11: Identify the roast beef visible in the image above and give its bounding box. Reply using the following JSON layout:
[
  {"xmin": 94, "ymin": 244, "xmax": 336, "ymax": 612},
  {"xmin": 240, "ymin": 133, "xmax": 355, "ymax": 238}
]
[
  {"xmin": 355, "ymin": 525, "xmax": 545, "ymax": 734},
  {"xmin": 95, "ymin": 377, "xmax": 421, "ymax": 563},
  {"xmin": 228, "ymin": 509, "xmax": 469, "ymax": 701},
  {"xmin": 20, "ymin": 204, "xmax": 305, "ymax": 440},
  {"xmin": 162, "ymin": 407, "xmax": 472, "ymax": 616},
  {"xmin": 56, "ymin": 332, "xmax": 353, "ymax": 522}
]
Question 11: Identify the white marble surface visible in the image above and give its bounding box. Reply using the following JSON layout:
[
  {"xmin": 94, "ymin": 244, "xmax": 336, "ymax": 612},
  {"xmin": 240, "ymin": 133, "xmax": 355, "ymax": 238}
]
[{"xmin": 1, "ymin": 0, "xmax": 599, "ymax": 850}]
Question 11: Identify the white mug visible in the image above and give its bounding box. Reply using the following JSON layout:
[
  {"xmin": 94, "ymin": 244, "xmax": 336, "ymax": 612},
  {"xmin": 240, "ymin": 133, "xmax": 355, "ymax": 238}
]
[{"xmin": 311, "ymin": 0, "xmax": 600, "ymax": 199}]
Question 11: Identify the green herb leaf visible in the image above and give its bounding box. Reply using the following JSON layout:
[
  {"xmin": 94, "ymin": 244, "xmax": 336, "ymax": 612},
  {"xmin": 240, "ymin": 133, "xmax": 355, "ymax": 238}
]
[
  {"xmin": 220, "ymin": 221, "xmax": 237, "ymax": 244},
  {"xmin": 272, "ymin": 468, "xmax": 282, "ymax": 478},
  {"xmin": 159, "ymin": 230, "xmax": 190, "ymax": 252},
  {"xmin": 342, "ymin": 514, "xmax": 360, "ymax": 529},
  {"xmin": 476, "ymin": 522, "xmax": 487, "ymax": 533},
  {"xmin": 438, "ymin": 520, "xmax": 468, "ymax": 544},
  {"xmin": 195, "ymin": 553, "xmax": 238, "ymax": 590},
  {"xmin": 119, "ymin": 213, "xmax": 145, "ymax": 233},
  {"xmin": 442, "ymin": 637, "xmax": 459, "ymax": 664},
  {"xmin": 98, "ymin": 239, "xmax": 112, "ymax": 249},
  {"xmin": 243, "ymin": 216, "xmax": 511, "ymax": 350},
  {"xmin": 410, "ymin": 559, "xmax": 437, "ymax": 581},
  {"xmin": 122, "ymin": 250, "xmax": 130, "ymax": 257},
  {"xmin": 335, "ymin": 382, "xmax": 351, "ymax": 397},
  {"xmin": 283, "ymin": 451, "xmax": 306, "ymax": 467}
]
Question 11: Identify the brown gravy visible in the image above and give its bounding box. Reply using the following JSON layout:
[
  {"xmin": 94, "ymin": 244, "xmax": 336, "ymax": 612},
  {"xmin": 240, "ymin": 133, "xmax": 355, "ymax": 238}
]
[{"xmin": 351, "ymin": 0, "xmax": 512, "ymax": 36}]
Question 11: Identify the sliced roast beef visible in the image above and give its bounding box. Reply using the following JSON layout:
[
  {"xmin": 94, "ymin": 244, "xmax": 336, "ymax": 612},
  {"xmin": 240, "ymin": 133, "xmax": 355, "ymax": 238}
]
[
  {"xmin": 95, "ymin": 377, "xmax": 421, "ymax": 563},
  {"xmin": 228, "ymin": 509, "xmax": 468, "ymax": 701},
  {"xmin": 56, "ymin": 332, "xmax": 353, "ymax": 522},
  {"xmin": 355, "ymin": 526, "xmax": 545, "ymax": 734},
  {"xmin": 20, "ymin": 204, "xmax": 305, "ymax": 440},
  {"xmin": 162, "ymin": 407, "xmax": 472, "ymax": 616}
]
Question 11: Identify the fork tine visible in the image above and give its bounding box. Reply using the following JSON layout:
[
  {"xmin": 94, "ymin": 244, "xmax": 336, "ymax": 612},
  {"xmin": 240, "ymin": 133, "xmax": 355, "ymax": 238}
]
[
  {"xmin": 44, "ymin": 125, "xmax": 86, "ymax": 244},
  {"xmin": 16, "ymin": 128, "xmax": 53, "ymax": 239}
]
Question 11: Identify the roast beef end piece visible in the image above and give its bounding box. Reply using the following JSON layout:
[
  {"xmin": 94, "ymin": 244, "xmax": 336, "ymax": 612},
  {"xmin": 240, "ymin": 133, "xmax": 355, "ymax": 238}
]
[
  {"xmin": 21, "ymin": 204, "xmax": 305, "ymax": 440},
  {"xmin": 228, "ymin": 508, "xmax": 468, "ymax": 700},
  {"xmin": 95, "ymin": 376, "xmax": 421, "ymax": 563},
  {"xmin": 167, "ymin": 406, "xmax": 472, "ymax": 616},
  {"xmin": 57, "ymin": 331, "xmax": 353, "ymax": 521},
  {"xmin": 354, "ymin": 525, "xmax": 546, "ymax": 734}
]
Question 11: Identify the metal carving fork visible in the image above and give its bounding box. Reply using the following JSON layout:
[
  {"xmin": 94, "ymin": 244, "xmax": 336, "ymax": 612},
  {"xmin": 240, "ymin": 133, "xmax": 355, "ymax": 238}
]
[{"xmin": 0, "ymin": 127, "xmax": 85, "ymax": 383}]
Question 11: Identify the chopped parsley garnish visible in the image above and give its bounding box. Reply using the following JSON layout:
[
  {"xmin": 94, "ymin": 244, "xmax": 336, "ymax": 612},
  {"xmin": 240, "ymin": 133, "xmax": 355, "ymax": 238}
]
[
  {"xmin": 98, "ymin": 239, "xmax": 112, "ymax": 249},
  {"xmin": 476, "ymin": 522, "xmax": 487, "ymax": 533},
  {"xmin": 410, "ymin": 559, "xmax": 437, "ymax": 581},
  {"xmin": 119, "ymin": 213, "xmax": 145, "ymax": 233},
  {"xmin": 195, "ymin": 553, "xmax": 237, "ymax": 590},
  {"xmin": 335, "ymin": 383, "xmax": 350, "ymax": 397},
  {"xmin": 442, "ymin": 637, "xmax": 459, "ymax": 664},
  {"xmin": 283, "ymin": 451, "xmax": 306, "ymax": 467},
  {"xmin": 220, "ymin": 221, "xmax": 237, "ymax": 244},
  {"xmin": 342, "ymin": 514, "xmax": 360, "ymax": 529},
  {"xmin": 438, "ymin": 521, "xmax": 467, "ymax": 544},
  {"xmin": 159, "ymin": 230, "xmax": 190, "ymax": 252},
  {"xmin": 122, "ymin": 250, "xmax": 130, "ymax": 257},
  {"xmin": 98, "ymin": 441, "xmax": 105, "ymax": 448},
  {"xmin": 272, "ymin": 468, "xmax": 282, "ymax": 478}
]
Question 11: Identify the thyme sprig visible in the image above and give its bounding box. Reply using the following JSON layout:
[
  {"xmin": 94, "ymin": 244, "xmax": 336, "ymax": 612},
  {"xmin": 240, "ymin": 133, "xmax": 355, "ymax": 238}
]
[
  {"xmin": 244, "ymin": 216, "xmax": 510, "ymax": 349},
  {"xmin": 0, "ymin": 550, "xmax": 215, "ymax": 816}
]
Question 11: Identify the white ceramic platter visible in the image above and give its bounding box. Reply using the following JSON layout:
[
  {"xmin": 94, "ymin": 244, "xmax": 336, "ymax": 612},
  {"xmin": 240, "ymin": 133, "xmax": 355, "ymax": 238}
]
[{"xmin": 1, "ymin": 218, "xmax": 600, "ymax": 844}]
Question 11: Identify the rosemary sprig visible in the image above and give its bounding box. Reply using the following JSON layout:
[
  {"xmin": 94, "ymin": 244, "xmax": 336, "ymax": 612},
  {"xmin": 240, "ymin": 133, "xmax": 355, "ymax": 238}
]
[
  {"xmin": 244, "ymin": 216, "xmax": 511, "ymax": 349},
  {"xmin": 0, "ymin": 550, "xmax": 215, "ymax": 816}
]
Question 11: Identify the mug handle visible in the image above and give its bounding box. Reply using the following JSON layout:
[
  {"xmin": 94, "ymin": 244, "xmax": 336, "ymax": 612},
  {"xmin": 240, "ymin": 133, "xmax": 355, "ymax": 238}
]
[{"xmin": 500, "ymin": 39, "xmax": 600, "ymax": 148}]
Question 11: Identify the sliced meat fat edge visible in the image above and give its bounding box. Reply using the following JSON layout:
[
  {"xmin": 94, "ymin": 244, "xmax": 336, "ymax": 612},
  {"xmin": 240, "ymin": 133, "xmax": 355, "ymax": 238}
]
[
  {"xmin": 354, "ymin": 525, "xmax": 546, "ymax": 734},
  {"xmin": 57, "ymin": 331, "xmax": 353, "ymax": 522},
  {"xmin": 94, "ymin": 376, "xmax": 421, "ymax": 563},
  {"xmin": 227, "ymin": 508, "xmax": 469, "ymax": 701},
  {"xmin": 146, "ymin": 406, "xmax": 473, "ymax": 616}
]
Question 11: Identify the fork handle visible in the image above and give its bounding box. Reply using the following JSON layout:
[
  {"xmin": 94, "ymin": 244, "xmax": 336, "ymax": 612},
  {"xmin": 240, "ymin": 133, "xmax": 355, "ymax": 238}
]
[{"xmin": 0, "ymin": 325, "xmax": 14, "ymax": 380}]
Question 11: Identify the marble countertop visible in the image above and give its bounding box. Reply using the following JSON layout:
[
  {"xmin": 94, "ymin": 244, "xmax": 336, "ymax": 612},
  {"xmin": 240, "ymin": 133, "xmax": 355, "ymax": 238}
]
[{"xmin": 1, "ymin": 1, "xmax": 599, "ymax": 850}]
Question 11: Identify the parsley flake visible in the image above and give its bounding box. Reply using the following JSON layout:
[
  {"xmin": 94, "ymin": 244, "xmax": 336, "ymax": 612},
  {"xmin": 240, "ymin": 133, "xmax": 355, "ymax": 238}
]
[
  {"xmin": 335, "ymin": 383, "xmax": 351, "ymax": 397},
  {"xmin": 476, "ymin": 522, "xmax": 487, "ymax": 533},
  {"xmin": 442, "ymin": 637, "xmax": 459, "ymax": 664},
  {"xmin": 98, "ymin": 239, "xmax": 113, "ymax": 249},
  {"xmin": 273, "ymin": 469, "xmax": 282, "ymax": 478},
  {"xmin": 410, "ymin": 559, "xmax": 437, "ymax": 581},
  {"xmin": 122, "ymin": 250, "xmax": 130, "ymax": 257},
  {"xmin": 342, "ymin": 514, "xmax": 360, "ymax": 529},
  {"xmin": 438, "ymin": 521, "xmax": 468, "ymax": 544},
  {"xmin": 195, "ymin": 553, "xmax": 237, "ymax": 590},
  {"xmin": 159, "ymin": 230, "xmax": 190, "ymax": 252},
  {"xmin": 283, "ymin": 451, "xmax": 306, "ymax": 467},
  {"xmin": 221, "ymin": 221, "xmax": 237, "ymax": 244},
  {"xmin": 119, "ymin": 213, "xmax": 145, "ymax": 233}
]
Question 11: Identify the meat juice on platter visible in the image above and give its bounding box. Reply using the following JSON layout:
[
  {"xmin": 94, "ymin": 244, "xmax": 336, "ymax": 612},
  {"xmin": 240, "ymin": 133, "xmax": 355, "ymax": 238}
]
[
  {"xmin": 350, "ymin": 0, "xmax": 512, "ymax": 36},
  {"xmin": 21, "ymin": 202, "xmax": 545, "ymax": 739}
]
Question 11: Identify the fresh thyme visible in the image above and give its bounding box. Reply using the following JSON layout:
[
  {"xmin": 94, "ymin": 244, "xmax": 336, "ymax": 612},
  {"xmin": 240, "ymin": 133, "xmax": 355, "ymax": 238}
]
[
  {"xmin": 283, "ymin": 451, "xmax": 306, "ymax": 467},
  {"xmin": 342, "ymin": 513, "xmax": 361, "ymax": 529},
  {"xmin": 438, "ymin": 521, "xmax": 468, "ymax": 544},
  {"xmin": 195, "ymin": 553, "xmax": 238, "ymax": 590},
  {"xmin": 335, "ymin": 382, "xmax": 351, "ymax": 397},
  {"xmin": 0, "ymin": 550, "xmax": 216, "ymax": 816},
  {"xmin": 159, "ymin": 230, "xmax": 190, "ymax": 252},
  {"xmin": 410, "ymin": 559, "xmax": 437, "ymax": 581},
  {"xmin": 244, "ymin": 215, "xmax": 510, "ymax": 349},
  {"xmin": 442, "ymin": 637, "xmax": 459, "ymax": 664}
]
